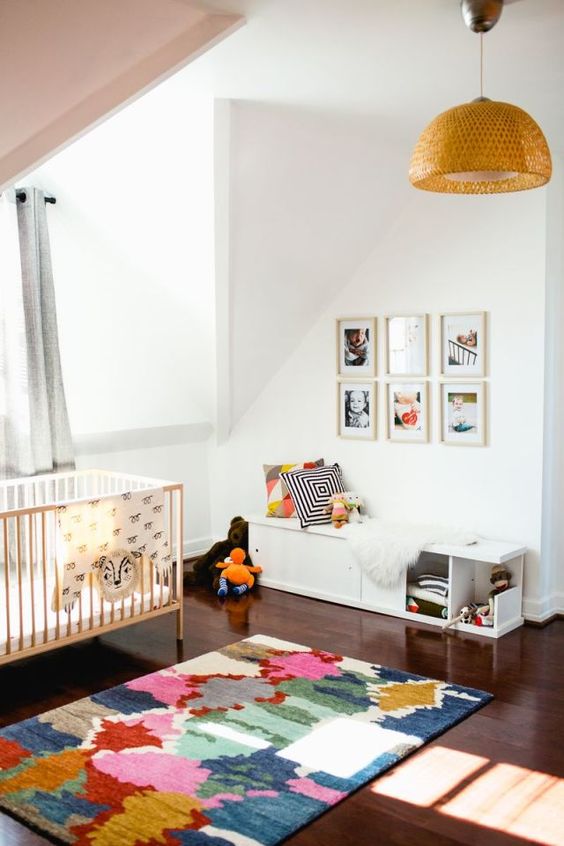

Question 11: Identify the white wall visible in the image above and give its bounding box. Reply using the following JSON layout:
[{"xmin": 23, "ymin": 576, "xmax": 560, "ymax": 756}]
[
  {"xmin": 76, "ymin": 439, "xmax": 211, "ymax": 556},
  {"xmin": 210, "ymin": 165, "xmax": 548, "ymax": 614},
  {"xmin": 226, "ymin": 102, "xmax": 411, "ymax": 427},
  {"xmin": 542, "ymin": 155, "xmax": 564, "ymax": 618},
  {"xmin": 25, "ymin": 73, "xmax": 219, "ymax": 549}
]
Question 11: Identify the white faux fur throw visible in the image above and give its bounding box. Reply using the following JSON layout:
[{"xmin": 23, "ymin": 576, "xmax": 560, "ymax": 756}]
[{"xmin": 342, "ymin": 518, "xmax": 478, "ymax": 587}]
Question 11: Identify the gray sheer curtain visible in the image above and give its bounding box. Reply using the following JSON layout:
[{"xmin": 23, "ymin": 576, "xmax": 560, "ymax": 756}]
[{"xmin": 0, "ymin": 187, "xmax": 74, "ymax": 478}]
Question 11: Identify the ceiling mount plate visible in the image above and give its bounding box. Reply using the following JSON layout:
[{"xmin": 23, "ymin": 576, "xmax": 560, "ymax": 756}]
[{"xmin": 461, "ymin": 0, "xmax": 504, "ymax": 33}]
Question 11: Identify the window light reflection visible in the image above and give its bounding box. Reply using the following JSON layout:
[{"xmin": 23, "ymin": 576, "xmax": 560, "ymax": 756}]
[
  {"xmin": 371, "ymin": 745, "xmax": 564, "ymax": 846},
  {"xmin": 372, "ymin": 746, "xmax": 488, "ymax": 806}
]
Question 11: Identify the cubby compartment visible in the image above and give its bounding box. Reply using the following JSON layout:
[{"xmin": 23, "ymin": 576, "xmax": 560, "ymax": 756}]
[
  {"xmin": 448, "ymin": 554, "xmax": 524, "ymax": 638},
  {"xmin": 404, "ymin": 552, "xmax": 450, "ymax": 623}
]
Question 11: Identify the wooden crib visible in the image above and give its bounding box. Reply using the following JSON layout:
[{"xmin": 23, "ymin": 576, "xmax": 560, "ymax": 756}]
[{"xmin": 0, "ymin": 469, "xmax": 183, "ymax": 666}]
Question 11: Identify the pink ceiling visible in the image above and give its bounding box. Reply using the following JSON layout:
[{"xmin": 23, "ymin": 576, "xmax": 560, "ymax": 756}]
[{"xmin": 0, "ymin": 0, "xmax": 242, "ymax": 188}]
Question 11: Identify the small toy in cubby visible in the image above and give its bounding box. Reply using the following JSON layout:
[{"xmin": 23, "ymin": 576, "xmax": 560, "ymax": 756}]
[{"xmin": 443, "ymin": 602, "xmax": 489, "ymax": 630}]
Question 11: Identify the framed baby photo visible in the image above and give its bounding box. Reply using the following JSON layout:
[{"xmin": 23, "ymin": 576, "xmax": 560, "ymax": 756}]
[
  {"xmin": 337, "ymin": 382, "xmax": 376, "ymax": 440},
  {"xmin": 440, "ymin": 382, "xmax": 486, "ymax": 446},
  {"xmin": 385, "ymin": 314, "xmax": 428, "ymax": 376},
  {"xmin": 441, "ymin": 311, "xmax": 486, "ymax": 377},
  {"xmin": 337, "ymin": 317, "xmax": 376, "ymax": 377},
  {"xmin": 386, "ymin": 382, "xmax": 429, "ymax": 443}
]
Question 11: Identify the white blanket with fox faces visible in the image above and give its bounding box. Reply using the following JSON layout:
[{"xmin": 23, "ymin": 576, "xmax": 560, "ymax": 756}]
[{"xmin": 54, "ymin": 488, "xmax": 170, "ymax": 610}]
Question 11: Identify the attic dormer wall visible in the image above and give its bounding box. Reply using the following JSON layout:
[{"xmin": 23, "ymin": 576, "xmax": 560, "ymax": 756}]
[{"xmin": 225, "ymin": 101, "xmax": 413, "ymax": 429}]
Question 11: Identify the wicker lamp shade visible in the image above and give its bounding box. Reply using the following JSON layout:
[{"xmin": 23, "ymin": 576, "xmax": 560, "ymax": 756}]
[{"xmin": 410, "ymin": 99, "xmax": 552, "ymax": 194}]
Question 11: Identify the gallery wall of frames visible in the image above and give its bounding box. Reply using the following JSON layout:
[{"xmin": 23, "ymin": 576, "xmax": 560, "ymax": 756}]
[{"xmin": 336, "ymin": 313, "xmax": 487, "ymax": 445}]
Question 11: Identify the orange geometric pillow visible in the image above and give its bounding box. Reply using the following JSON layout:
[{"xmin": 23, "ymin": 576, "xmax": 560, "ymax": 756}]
[{"xmin": 263, "ymin": 459, "xmax": 324, "ymax": 518}]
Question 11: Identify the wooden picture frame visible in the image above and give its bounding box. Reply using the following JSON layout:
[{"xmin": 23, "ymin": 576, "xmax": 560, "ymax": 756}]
[
  {"xmin": 385, "ymin": 314, "xmax": 428, "ymax": 376},
  {"xmin": 440, "ymin": 382, "xmax": 486, "ymax": 446},
  {"xmin": 441, "ymin": 311, "xmax": 486, "ymax": 377},
  {"xmin": 337, "ymin": 317, "xmax": 376, "ymax": 377},
  {"xmin": 386, "ymin": 381, "xmax": 429, "ymax": 443},
  {"xmin": 337, "ymin": 381, "xmax": 377, "ymax": 440}
]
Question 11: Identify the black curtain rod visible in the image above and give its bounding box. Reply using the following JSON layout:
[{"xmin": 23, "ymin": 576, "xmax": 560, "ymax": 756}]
[{"xmin": 16, "ymin": 191, "xmax": 56, "ymax": 205}]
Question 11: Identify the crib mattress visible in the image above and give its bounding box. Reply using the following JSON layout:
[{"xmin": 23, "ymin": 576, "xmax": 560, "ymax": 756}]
[{"xmin": 0, "ymin": 582, "xmax": 171, "ymax": 656}]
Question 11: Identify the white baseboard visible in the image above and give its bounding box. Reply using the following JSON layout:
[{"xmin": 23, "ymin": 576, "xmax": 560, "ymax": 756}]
[
  {"xmin": 183, "ymin": 537, "xmax": 212, "ymax": 561},
  {"xmin": 522, "ymin": 592, "xmax": 564, "ymax": 623}
]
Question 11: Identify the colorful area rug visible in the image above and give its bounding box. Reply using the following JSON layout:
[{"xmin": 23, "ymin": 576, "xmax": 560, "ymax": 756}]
[{"xmin": 0, "ymin": 635, "xmax": 492, "ymax": 846}]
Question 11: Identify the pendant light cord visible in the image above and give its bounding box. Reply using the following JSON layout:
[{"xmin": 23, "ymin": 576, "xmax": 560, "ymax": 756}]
[{"xmin": 480, "ymin": 32, "xmax": 484, "ymax": 98}]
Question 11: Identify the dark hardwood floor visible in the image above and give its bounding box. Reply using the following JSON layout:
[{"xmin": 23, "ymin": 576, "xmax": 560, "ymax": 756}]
[{"xmin": 1, "ymin": 584, "xmax": 563, "ymax": 846}]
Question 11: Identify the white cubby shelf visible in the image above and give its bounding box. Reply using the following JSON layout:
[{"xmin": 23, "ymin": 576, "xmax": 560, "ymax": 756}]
[{"xmin": 247, "ymin": 515, "xmax": 526, "ymax": 639}]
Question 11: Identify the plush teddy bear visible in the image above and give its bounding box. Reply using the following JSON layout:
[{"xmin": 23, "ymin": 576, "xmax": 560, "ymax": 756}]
[
  {"xmin": 215, "ymin": 547, "xmax": 263, "ymax": 597},
  {"xmin": 184, "ymin": 516, "xmax": 251, "ymax": 591}
]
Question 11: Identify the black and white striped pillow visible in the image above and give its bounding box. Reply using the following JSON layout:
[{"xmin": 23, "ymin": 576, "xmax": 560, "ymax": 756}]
[
  {"xmin": 415, "ymin": 574, "xmax": 449, "ymax": 597},
  {"xmin": 281, "ymin": 464, "xmax": 344, "ymax": 528}
]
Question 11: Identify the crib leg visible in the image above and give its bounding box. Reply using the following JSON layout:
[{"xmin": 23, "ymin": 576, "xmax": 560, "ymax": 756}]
[
  {"xmin": 176, "ymin": 606, "xmax": 184, "ymax": 642},
  {"xmin": 175, "ymin": 486, "xmax": 184, "ymax": 642}
]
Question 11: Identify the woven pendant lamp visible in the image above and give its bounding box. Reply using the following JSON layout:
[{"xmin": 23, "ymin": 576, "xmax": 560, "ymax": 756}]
[{"xmin": 409, "ymin": 0, "xmax": 552, "ymax": 194}]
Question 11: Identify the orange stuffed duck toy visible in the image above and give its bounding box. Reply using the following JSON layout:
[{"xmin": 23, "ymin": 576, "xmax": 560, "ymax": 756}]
[{"xmin": 215, "ymin": 547, "xmax": 262, "ymax": 597}]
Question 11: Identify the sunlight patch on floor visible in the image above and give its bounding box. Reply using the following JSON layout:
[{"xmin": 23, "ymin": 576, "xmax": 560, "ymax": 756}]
[
  {"xmin": 371, "ymin": 745, "xmax": 564, "ymax": 846},
  {"xmin": 440, "ymin": 762, "xmax": 564, "ymax": 846},
  {"xmin": 371, "ymin": 746, "xmax": 488, "ymax": 806}
]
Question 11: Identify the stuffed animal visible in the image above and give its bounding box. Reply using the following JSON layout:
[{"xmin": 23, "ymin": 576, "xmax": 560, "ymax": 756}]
[
  {"xmin": 443, "ymin": 601, "xmax": 489, "ymax": 630},
  {"xmin": 481, "ymin": 564, "xmax": 512, "ymax": 623},
  {"xmin": 184, "ymin": 516, "xmax": 250, "ymax": 591},
  {"xmin": 344, "ymin": 492, "xmax": 363, "ymax": 523},
  {"xmin": 216, "ymin": 548, "xmax": 263, "ymax": 597},
  {"xmin": 325, "ymin": 493, "xmax": 349, "ymax": 528}
]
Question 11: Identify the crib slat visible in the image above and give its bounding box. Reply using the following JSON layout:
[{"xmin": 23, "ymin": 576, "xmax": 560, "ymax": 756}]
[
  {"xmin": 176, "ymin": 487, "xmax": 184, "ymax": 640},
  {"xmin": 29, "ymin": 514, "xmax": 36, "ymax": 647},
  {"xmin": 3, "ymin": 519, "xmax": 11, "ymax": 655},
  {"xmin": 16, "ymin": 516, "xmax": 23, "ymax": 652},
  {"xmin": 150, "ymin": 559, "xmax": 154, "ymax": 611},
  {"xmin": 140, "ymin": 551, "xmax": 145, "ymax": 617},
  {"xmin": 90, "ymin": 573, "xmax": 94, "ymax": 631},
  {"xmin": 130, "ymin": 566, "xmax": 135, "ymax": 618},
  {"xmin": 54, "ymin": 542, "xmax": 61, "ymax": 642},
  {"xmin": 42, "ymin": 512, "xmax": 48, "ymax": 645},
  {"xmin": 168, "ymin": 491, "xmax": 173, "ymax": 607}
]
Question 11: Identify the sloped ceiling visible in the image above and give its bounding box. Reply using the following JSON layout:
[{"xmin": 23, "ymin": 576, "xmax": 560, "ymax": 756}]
[
  {"xmin": 191, "ymin": 0, "xmax": 564, "ymax": 151},
  {"xmin": 0, "ymin": 0, "xmax": 242, "ymax": 189}
]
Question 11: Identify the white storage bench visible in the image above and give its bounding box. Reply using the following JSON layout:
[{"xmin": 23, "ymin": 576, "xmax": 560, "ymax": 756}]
[{"xmin": 247, "ymin": 515, "xmax": 526, "ymax": 639}]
